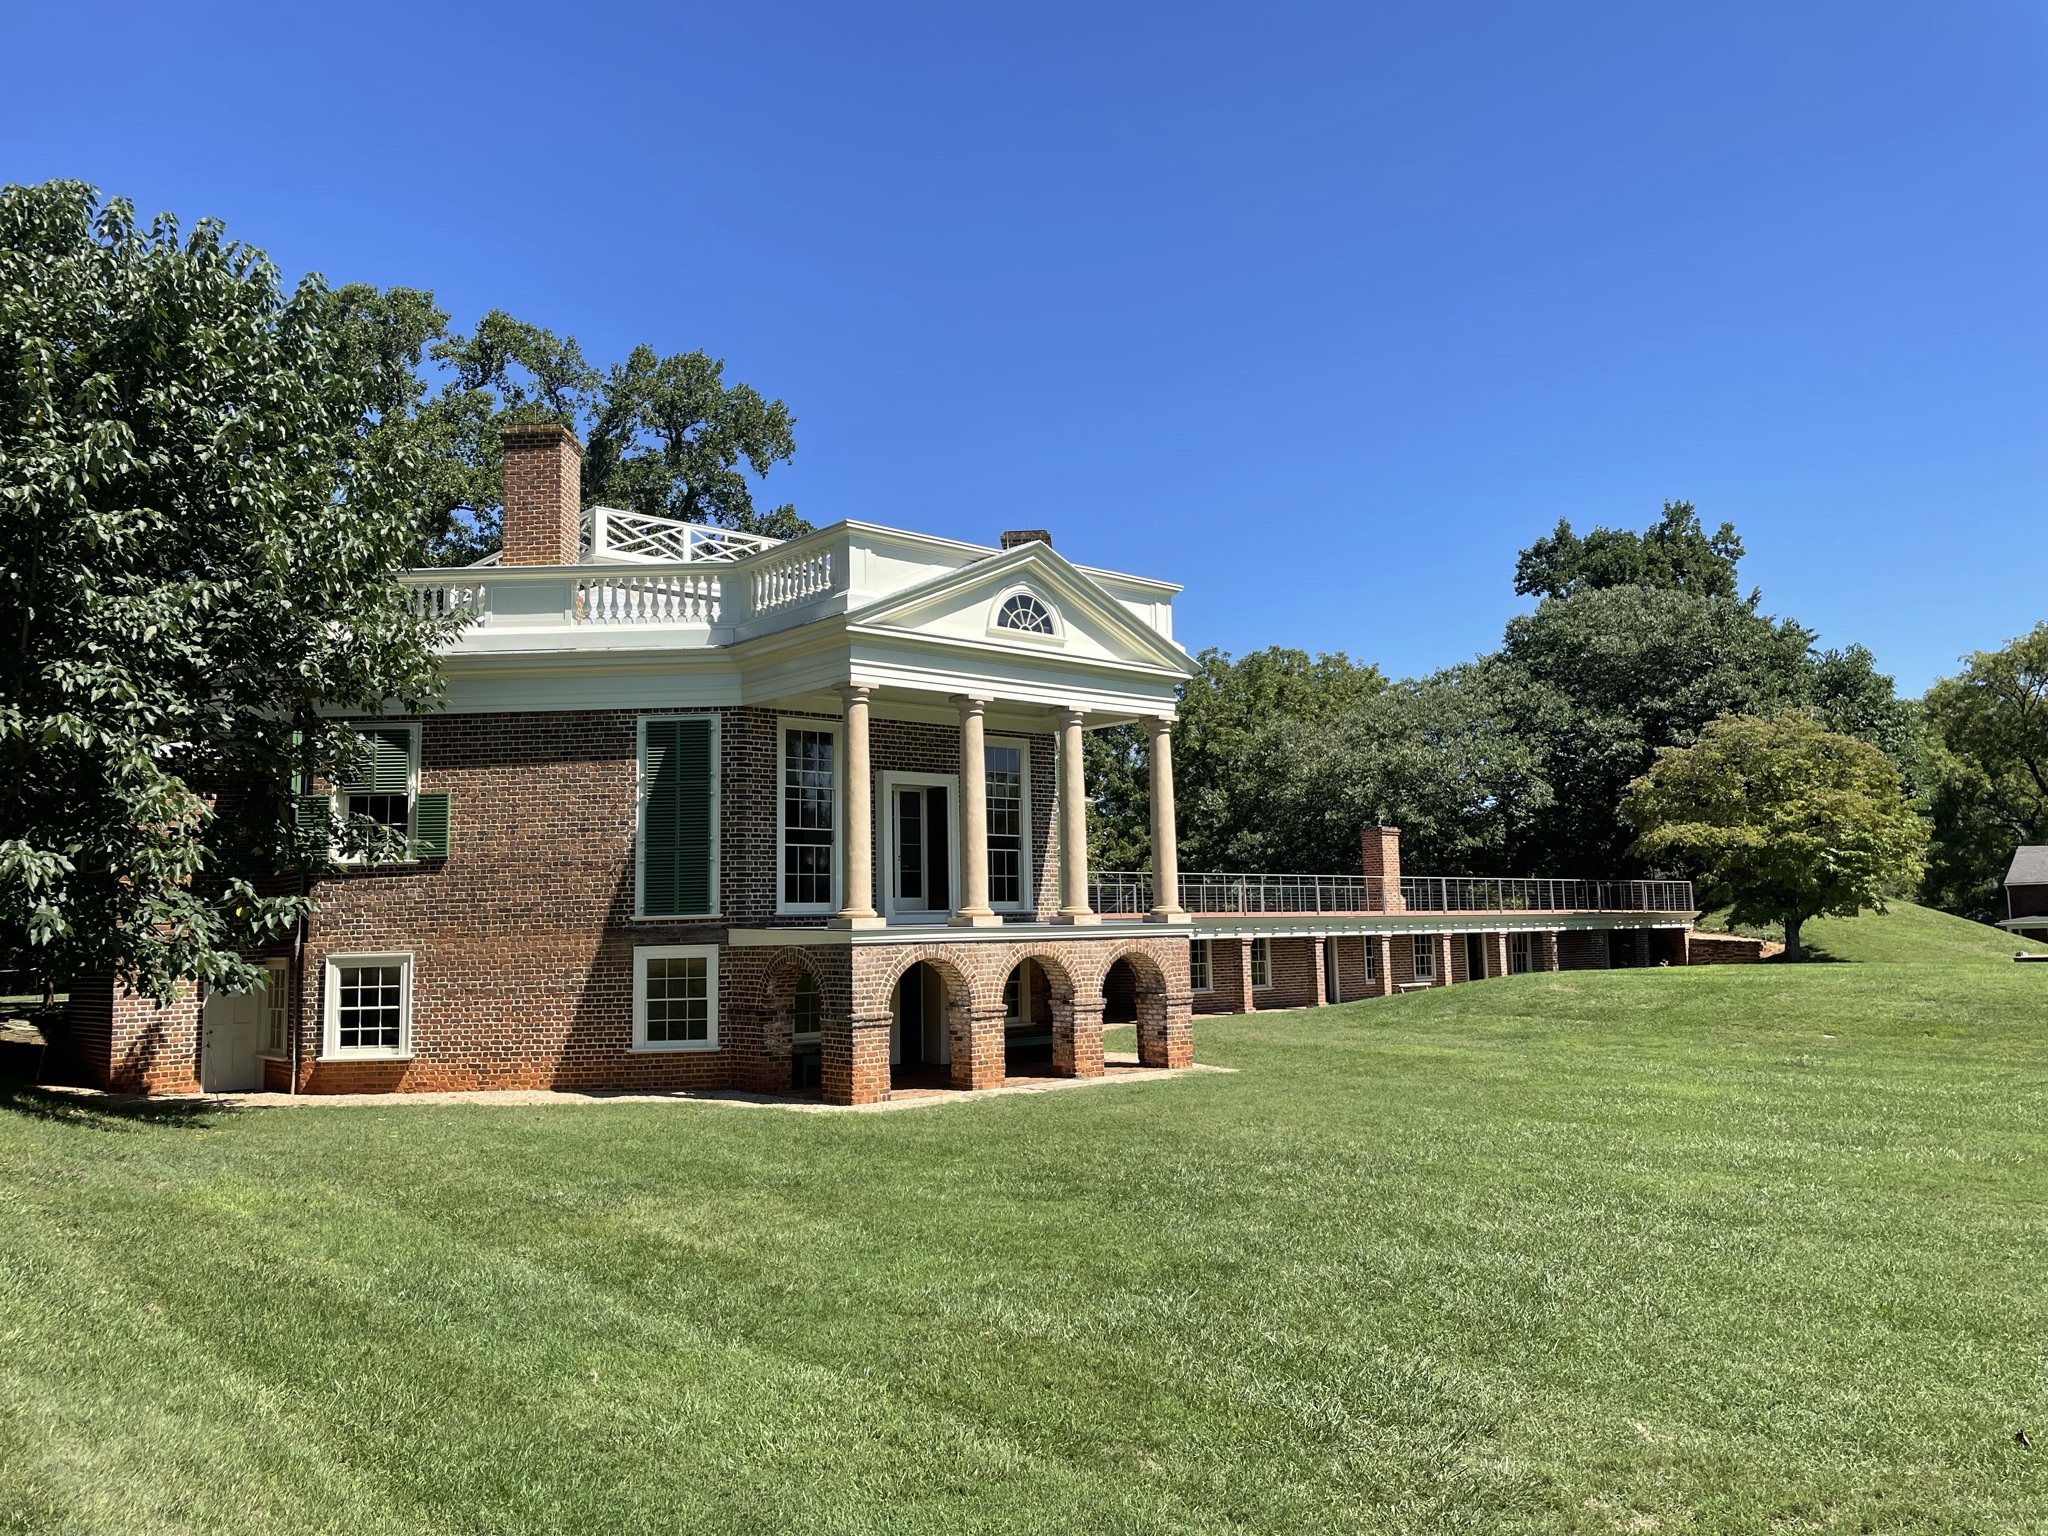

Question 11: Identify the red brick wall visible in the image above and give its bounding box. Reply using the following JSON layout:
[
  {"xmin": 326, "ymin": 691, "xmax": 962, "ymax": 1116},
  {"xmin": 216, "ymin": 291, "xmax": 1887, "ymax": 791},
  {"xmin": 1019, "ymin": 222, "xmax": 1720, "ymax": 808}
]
[{"xmin": 64, "ymin": 978, "xmax": 202, "ymax": 1094}]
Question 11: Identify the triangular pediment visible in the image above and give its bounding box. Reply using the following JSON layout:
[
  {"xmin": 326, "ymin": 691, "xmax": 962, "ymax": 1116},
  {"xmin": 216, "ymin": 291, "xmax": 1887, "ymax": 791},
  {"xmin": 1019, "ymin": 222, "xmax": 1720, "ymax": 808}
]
[{"xmin": 846, "ymin": 542, "xmax": 1191, "ymax": 673}]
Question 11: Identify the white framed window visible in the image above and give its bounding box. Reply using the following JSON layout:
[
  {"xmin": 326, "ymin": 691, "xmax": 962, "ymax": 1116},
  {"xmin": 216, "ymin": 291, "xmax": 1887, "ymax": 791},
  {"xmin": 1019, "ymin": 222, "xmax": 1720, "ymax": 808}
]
[
  {"xmin": 985, "ymin": 737, "xmax": 1032, "ymax": 911},
  {"xmin": 1510, "ymin": 932, "xmax": 1532, "ymax": 974},
  {"xmin": 1249, "ymin": 936, "xmax": 1271, "ymax": 989},
  {"xmin": 1188, "ymin": 938, "xmax": 1212, "ymax": 993},
  {"xmin": 260, "ymin": 960, "xmax": 290, "ymax": 1055},
  {"xmin": 777, "ymin": 719, "xmax": 840, "ymax": 914},
  {"xmin": 1412, "ymin": 934, "xmax": 1436, "ymax": 980},
  {"xmin": 1363, "ymin": 939, "xmax": 1378, "ymax": 983},
  {"xmin": 322, "ymin": 953, "xmax": 412, "ymax": 1059},
  {"xmin": 988, "ymin": 587, "xmax": 1063, "ymax": 642},
  {"xmin": 633, "ymin": 944, "xmax": 719, "ymax": 1051}
]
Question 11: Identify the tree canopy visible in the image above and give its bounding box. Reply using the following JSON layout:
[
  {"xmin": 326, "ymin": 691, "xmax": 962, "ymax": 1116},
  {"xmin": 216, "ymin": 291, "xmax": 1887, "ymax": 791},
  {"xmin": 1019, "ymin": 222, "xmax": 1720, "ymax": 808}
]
[
  {"xmin": 0, "ymin": 182, "xmax": 452, "ymax": 1001},
  {"xmin": 324, "ymin": 289, "xmax": 807, "ymax": 565},
  {"xmin": 1514, "ymin": 500, "xmax": 1746, "ymax": 602},
  {"xmin": 1622, "ymin": 712, "xmax": 1925, "ymax": 960},
  {"xmin": 1919, "ymin": 624, "xmax": 2048, "ymax": 921}
]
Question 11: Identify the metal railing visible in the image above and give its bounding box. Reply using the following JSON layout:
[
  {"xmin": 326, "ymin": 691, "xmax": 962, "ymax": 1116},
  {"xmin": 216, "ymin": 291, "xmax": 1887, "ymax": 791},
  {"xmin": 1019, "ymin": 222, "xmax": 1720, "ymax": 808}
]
[{"xmin": 1088, "ymin": 870, "xmax": 1694, "ymax": 917}]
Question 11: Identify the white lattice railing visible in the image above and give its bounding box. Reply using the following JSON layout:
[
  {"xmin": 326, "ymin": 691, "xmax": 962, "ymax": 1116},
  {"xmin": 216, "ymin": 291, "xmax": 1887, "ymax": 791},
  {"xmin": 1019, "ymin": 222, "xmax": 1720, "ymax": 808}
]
[
  {"xmin": 754, "ymin": 551, "xmax": 835, "ymax": 612},
  {"xmin": 409, "ymin": 582, "xmax": 488, "ymax": 623},
  {"xmin": 588, "ymin": 508, "xmax": 782, "ymax": 565},
  {"xmin": 574, "ymin": 573, "xmax": 722, "ymax": 624}
]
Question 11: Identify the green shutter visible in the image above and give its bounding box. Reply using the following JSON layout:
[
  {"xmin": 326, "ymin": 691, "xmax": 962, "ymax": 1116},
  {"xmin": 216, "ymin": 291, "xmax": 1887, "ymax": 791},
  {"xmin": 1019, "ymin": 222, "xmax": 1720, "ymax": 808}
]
[
  {"xmin": 295, "ymin": 794, "xmax": 332, "ymax": 834},
  {"xmin": 412, "ymin": 792, "xmax": 452, "ymax": 858},
  {"xmin": 342, "ymin": 728, "xmax": 413, "ymax": 793},
  {"xmin": 641, "ymin": 717, "xmax": 715, "ymax": 915}
]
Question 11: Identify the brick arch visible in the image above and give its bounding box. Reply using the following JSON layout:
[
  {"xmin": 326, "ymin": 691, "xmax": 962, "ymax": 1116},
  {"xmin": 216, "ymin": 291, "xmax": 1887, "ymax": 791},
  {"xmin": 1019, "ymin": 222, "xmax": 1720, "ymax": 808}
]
[
  {"xmin": 1090, "ymin": 941, "xmax": 1188, "ymax": 1071},
  {"xmin": 871, "ymin": 947, "xmax": 977, "ymax": 1013},
  {"xmin": 998, "ymin": 946, "xmax": 1076, "ymax": 998},
  {"xmin": 751, "ymin": 947, "xmax": 832, "ymax": 1096}
]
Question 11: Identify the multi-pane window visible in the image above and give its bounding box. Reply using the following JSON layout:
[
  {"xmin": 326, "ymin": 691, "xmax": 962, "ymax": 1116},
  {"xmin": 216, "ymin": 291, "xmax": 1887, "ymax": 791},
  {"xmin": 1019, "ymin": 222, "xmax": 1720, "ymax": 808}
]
[
  {"xmin": 1363, "ymin": 941, "xmax": 1378, "ymax": 983},
  {"xmin": 782, "ymin": 728, "xmax": 835, "ymax": 908},
  {"xmin": 1412, "ymin": 935, "xmax": 1436, "ymax": 980},
  {"xmin": 263, "ymin": 964, "xmax": 288, "ymax": 1053},
  {"xmin": 1188, "ymin": 939, "xmax": 1212, "ymax": 992},
  {"xmin": 335, "ymin": 963, "xmax": 404, "ymax": 1051},
  {"xmin": 342, "ymin": 727, "xmax": 413, "ymax": 852},
  {"xmin": 995, "ymin": 592, "xmax": 1055, "ymax": 634},
  {"xmin": 1249, "ymin": 937, "xmax": 1271, "ymax": 989},
  {"xmin": 792, "ymin": 971, "xmax": 821, "ymax": 1040},
  {"xmin": 635, "ymin": 945, "xmax": 718, "ymax": 1050},
  {"xmin": 644, "ymin": 956, "xmax": 710, "ymax": 1044},
  {"xmin": 1510, "ymin": 933, "xmax": 1533, "ymax": 974},
  {"xmin": 986, "ymin": 743, "xmax": 1024, "ymax": 907}
]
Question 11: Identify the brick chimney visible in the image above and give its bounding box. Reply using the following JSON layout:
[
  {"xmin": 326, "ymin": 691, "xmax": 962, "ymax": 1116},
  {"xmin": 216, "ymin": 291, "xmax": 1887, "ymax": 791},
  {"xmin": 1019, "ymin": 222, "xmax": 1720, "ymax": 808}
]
[
  {"xmin": 1000, "ymin": 529, "xmax": 1051, "ymax": 550},
  {"xmin": 500, "ymin": 424, "xmax": 584, "ymax": 566},
  {"xmin": 1360, "ymin": 824, "xmax": 1405, "ymax": 913}
]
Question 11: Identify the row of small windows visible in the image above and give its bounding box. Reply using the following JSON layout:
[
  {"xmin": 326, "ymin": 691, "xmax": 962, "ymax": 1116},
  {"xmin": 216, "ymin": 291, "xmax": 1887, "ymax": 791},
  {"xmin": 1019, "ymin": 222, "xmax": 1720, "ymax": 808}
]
[
  {"xmin": 320, "ymin": 948, "xmax": 719, "ymax": 1060},
  {"xmin": 1188, "ymin": 933, "xmax": 1536, "ymax": 992}
]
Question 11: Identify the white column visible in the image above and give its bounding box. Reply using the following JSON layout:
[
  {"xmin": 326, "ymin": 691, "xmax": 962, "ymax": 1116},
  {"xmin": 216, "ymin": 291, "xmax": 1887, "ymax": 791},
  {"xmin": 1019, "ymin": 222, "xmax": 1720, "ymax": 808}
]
[
  {"xmin": 834, "ymin": 684, "xmax": 881, "ymax": 928},
  {"xmin": 1146, "ymin": 715, "xmax": 1184, "ymax": 922},
  {"xmin": 951, "ymin": 695, "xmax": 1000, "ymax": 926},
  {"xmin": 1056, "ymin": 708, "xmax": 1098, "ymax": 924}
]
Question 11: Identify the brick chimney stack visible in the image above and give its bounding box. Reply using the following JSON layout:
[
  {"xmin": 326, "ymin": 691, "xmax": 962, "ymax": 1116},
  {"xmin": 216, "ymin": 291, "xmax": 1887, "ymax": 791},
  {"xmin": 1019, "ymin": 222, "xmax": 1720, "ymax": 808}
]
[
  {"xmin": 500, "ymin": 424, "xmax": 584, "ymax": 566},
  {"xmin": 1360, "ymin": 824, "xmax": 1405, "ymax": 913}
]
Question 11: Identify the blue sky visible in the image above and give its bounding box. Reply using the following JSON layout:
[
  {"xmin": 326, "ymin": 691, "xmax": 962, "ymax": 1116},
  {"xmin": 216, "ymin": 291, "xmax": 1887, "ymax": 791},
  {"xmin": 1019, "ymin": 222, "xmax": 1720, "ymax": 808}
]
[{"xmin": 5, "ymin": 1, "xmax": 2042, "ymax": 690}]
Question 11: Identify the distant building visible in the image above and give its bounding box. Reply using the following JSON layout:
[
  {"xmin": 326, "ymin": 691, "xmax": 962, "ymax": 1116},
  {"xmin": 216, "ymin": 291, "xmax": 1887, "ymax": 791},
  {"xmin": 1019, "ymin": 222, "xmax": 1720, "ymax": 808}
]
[{"xmin": 2001, "ymin": 846, "xmax": 2048, "ymax": 943}]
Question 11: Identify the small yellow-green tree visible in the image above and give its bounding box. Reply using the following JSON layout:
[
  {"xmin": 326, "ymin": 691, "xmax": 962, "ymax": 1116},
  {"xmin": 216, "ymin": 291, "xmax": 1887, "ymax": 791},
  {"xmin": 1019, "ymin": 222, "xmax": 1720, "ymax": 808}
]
[{"xmin": 1621, "ymin": 713, "xmax": 1925, "ymax": 960}]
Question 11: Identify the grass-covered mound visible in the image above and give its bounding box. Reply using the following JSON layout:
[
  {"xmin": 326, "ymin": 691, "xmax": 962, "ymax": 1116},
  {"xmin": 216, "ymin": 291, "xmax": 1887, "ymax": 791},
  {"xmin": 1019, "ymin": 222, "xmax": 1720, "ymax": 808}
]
[
  {"xmin": 5, "ymin": 963, "xmax": 2048, "ymax": 1532},
  {"xmin": 1702, "ymin": 896, "xmax": 2046, "ymax": 963}
]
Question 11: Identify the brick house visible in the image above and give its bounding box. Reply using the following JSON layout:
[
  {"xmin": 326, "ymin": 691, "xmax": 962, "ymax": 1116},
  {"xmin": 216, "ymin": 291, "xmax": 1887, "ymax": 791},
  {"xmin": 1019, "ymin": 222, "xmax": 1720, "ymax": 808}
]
[{"xmin": 65, "ymin": 425, "xmax": 1696, "ymax": 1105}]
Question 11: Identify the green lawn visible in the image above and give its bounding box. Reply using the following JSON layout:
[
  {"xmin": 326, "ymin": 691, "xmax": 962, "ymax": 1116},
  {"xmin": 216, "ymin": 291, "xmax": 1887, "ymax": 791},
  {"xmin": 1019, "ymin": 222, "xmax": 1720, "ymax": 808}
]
[
  {"xmin": 1700, "ymin": 897, "xmax": 2047, "ymax": 963},
  {"xmin": 6, "ymin": 962, "xmax": 2048, "ymax": 1533}
]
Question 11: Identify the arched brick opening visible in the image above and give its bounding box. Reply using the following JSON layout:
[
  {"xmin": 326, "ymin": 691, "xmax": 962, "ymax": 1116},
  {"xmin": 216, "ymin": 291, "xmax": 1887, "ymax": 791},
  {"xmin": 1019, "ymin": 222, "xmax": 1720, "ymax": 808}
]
[
  {"xmin": 874, "ymin": 952, "xmax": 979, "ymax": 1093},
  {"xmin": 1095, "ymin": 944, "xmax": 1189, "ymax": 1070},
  {"xmin": 1000, "ymin": 950, "xmax": 1076, "ymax": 1077},
  {"xmin": 758, "ymin": 950, "xmax": 828, "ymax": 1097}
]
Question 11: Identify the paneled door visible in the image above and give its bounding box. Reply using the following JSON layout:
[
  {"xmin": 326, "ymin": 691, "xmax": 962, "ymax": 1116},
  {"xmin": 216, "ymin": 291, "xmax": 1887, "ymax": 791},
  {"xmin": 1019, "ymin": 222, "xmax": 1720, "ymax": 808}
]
[{"xmin": 891, "ymin": 783, "xmax": 952, "ymax": 917}]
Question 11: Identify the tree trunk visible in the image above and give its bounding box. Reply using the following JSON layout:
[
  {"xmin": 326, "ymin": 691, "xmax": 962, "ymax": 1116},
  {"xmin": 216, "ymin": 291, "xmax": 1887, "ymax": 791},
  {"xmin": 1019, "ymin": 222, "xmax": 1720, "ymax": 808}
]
[{"xmin": 1783, "ymin": 914, "xmax": 1804, "ymax": 962}]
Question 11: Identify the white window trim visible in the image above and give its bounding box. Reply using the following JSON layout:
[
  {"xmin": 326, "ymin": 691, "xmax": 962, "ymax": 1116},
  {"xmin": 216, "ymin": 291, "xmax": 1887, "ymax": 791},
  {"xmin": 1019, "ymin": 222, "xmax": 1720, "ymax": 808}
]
[
  {"xmin": 319, "ymin": 952, "xmax": 413, "ymax": 1062},
  {"xmin": 1188, "ymin": 938, "xmax": 1212, "ymax": 993},
  {"xmin": 984, "ymin": 735, "xmax": 1034, "ymax": 914},
  {"xmin": 1412, "ymin": 934, "xmax": 1436, "ymax": 980},
  {"xmin": 986, "ymin": 585, "xmax": 1065, "ymax": 645},
  {"xmin": 775, "ymin": 717, "xmax": 843, "ymax": 916},
  {"xmin": 633, "ymin": 943, "xmax": 721, "ymax": 1052},
  {"xmin": 1249, "ymin": 936, "xmax": 1272, "ymax": 990},
  {"xmin": 878, "ymin": 770, "xmax": 963, "ymax": 925},
  {"xmin": 332, "ymin": 721, "xmax": 420, "ymax": 866},
  {"xmin": 635, "ymin": 714, "xmax": 723, "ymax": 921}
]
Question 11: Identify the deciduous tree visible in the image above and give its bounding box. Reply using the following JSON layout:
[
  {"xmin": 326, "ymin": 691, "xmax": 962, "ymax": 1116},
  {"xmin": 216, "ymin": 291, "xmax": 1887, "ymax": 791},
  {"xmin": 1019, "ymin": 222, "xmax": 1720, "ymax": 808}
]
[
  {"xmin": 1621, "ymin": 713, "xmax": 1925, "ymax": 960},
  {"xmin": 1, "ymin": 182, "xmax": 451, "ymax": 1001}
]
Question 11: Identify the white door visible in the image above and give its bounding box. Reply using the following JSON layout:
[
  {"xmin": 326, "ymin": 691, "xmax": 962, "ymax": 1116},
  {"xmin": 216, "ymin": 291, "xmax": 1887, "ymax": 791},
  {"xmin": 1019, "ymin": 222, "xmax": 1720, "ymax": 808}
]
[{"xmin": 200, "ymin": 989, "xmax": 262, "ymax": 1092}]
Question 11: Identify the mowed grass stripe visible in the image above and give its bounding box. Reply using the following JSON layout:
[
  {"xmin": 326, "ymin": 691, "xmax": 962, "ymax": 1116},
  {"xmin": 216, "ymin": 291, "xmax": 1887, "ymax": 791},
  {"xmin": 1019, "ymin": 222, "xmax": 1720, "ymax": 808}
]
[{"xmin": 4, "ymin": 957, "xmax": 2048, "ymax": 1532}]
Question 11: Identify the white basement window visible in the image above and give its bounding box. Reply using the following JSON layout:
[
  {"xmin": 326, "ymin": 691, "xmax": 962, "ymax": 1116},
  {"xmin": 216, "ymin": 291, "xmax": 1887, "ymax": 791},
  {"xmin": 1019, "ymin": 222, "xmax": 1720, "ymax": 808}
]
[
  {"xmin": 1412, "ymin": 935, "xmax": 1436, "ymax": 981},
  {"xmin": 634, "ymin": 945, "xmax": 719, "ymax": 1051},
  {"xmin": 1249, "ymin": 937, "xmax": 1271, "ymax": 989},
  {"xmin": 1188, "ymin": 939, "xmax": 1211, "ymax": 992}
]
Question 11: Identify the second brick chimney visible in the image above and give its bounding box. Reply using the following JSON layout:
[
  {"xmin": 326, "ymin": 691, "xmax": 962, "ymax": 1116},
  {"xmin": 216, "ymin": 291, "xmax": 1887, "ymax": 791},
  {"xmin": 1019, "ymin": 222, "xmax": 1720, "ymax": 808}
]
[
  {"xmin": 500, "ymin": 424, "xmax": 584, "ymax": 566},
  {"xmin": 1361, "ymin": 824, "xmax": 1405, "ymax": 912}
]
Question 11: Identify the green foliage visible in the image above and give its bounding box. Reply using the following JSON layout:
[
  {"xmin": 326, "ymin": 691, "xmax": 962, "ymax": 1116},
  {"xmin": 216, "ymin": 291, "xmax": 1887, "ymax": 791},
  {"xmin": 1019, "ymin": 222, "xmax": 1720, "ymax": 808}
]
[
  {"xmin": 0, "ymin": 182, "xmax": 452, "ymax": 1001},
  {"xmin": 1087, "ymin": 647, "xmax": 1386, "ymax": 871},
  {"xmin": 319, "ymin": 296, "xmax": 806, "ymax": 564},
  {"xmin": 1624, "ymin": 712, "xmax": 1925, "ymax": 960},
  {"xmin": 1919, "ymin": 624, "xmax": 2048, "ymax": 921},
  {"xmin": 1514, "ymin": 499, "xmax": 1746, "ymax": 601},
  {"xmin": 1489, "ymin": 585, "xmax": 1819, "ymax": 873}
]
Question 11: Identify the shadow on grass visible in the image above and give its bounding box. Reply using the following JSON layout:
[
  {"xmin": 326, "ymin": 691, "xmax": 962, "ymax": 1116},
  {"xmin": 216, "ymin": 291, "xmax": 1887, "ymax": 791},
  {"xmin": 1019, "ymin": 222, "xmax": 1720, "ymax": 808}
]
[{"xmin": 0, "ymin": 1074, "xmax": 229, "ymax": 1131}]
